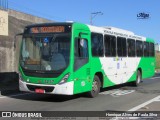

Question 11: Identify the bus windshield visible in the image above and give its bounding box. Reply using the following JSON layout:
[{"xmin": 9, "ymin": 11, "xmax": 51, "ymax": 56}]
[{"xmin": 20, "ymin": 33, "xmax": 71, "ymax": 72}]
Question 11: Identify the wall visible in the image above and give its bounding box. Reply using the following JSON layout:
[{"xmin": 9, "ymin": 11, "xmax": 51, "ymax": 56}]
[
  {"xmin": 0, "ymin": 10, "xmax": 8, "ymax": 36},
  {"xmin": 8, "ymin": 9, "xmax": 52, "ymax": 23},
  {"xmin": 0, "ymin": 9, "xmax": 53, "ymax": 73}
]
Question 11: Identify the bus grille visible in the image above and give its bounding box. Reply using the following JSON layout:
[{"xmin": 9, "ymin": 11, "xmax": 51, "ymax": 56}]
[{"xmin": 27, "ymin": 84, "xmax": 54, "ymax": 93}]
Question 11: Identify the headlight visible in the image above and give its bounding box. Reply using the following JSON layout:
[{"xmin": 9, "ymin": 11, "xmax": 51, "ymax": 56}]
[{"xmin": 59, "ymin": 73, "xmax": 70, "ymax": 84}]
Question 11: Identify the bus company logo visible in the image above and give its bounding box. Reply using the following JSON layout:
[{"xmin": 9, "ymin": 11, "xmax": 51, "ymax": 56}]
[
  {"xmin": 1, "ymin": 112, "xmax": 42, "ymax": 118},
  {"xmin": 137, "ymin": 12, "xmax": 150, "ymax": 19},
  {"xmin": 2, "ymin": 112, "xmax": 11, "ymax": 117},
  {"xmin": 38, "ymin": 80, "xmax": 42, "ymax": 84}
]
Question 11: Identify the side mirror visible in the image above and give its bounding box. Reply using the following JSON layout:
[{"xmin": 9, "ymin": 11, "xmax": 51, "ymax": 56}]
[{"xmin": 14, "ymin": 33, "xmax": 23, "ymax": 49}]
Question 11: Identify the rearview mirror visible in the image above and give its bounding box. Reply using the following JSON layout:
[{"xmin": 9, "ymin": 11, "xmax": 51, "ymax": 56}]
[{"xmin": 14, "ymin": 33, "xmax": 23, "ymax": 49}]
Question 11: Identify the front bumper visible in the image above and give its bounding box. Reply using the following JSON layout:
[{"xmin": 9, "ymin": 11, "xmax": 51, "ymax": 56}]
[{"xmin": 19, "ymin": 80, "xmax": 74, "ymax": 95}]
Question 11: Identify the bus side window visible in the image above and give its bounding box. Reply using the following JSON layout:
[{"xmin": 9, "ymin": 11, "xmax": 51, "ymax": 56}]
[
  {"xmin": 149, "ymin": 43, "xmax": 155, "ymax": 57},
  {"xmin": 144, "ymin": 42, "xmax": 149, "ymax": 57},
  {"xmin": 79, "ymin": 38, "xmax": 88, "ymax": 58},
  {"xmin": 74, "ymin": 38, "xmax": 89, "ymax": 71},
  {"xmin": 91, "ymin": 33, "xmax": 104, "ymax": 57},
  {"xmin": 117, "ymin": 37, "xmax": 127, "ymax": 57},
  {"xmin": 136, "ymin": 40, "xmax": 143, "ymax": 57},
  {"xmin": 127, "ymin": 39, "xmax": 135, "ymax": 57},
  {"xmin": 104, "ymin": 35, "xmax": 116, "ymax": 57},
  {"xmin": 75, "ymin": 38, "xmax": 88, "ymax": 58}
]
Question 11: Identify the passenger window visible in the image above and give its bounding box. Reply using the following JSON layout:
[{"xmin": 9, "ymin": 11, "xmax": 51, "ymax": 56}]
[
  {"xmin": 104, "ymin": 35, "xmax": 116, "ymax": 57},
  {"xmin": 149, "ymin": 43, "xmax": 155, "ymax": 57},
  {"xmin": 136, "ymin": 40, "xmax": 143, "ymax": 57},
  {"xmin": 144, "ymin": 42, "xmax": 149, "ymax": 57},
  {"xmin": 117, "ymin": 37, "xmax": 127, "ymax": 57},
  {"xmin": 127, "ymin": 39, "xmax": 135, "ymax": 57},
  {"xmin": 91, "ymin": 33, "xmax": 104, "ymax": 57}
]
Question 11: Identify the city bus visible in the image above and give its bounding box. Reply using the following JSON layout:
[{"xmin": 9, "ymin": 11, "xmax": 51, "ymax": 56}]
[{"xmin": 18, "ymin": 22, "xmax": 155, "ymax": 97}]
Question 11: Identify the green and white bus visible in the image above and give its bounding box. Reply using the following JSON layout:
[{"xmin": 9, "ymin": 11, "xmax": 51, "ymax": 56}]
[{"xmin": 18, "ymin": 22, "xmax": 155, "ymax": 97}]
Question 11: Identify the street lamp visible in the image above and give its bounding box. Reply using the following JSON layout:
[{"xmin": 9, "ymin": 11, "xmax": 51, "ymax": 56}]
[{"xmin": 90, "ymin": 12, "xmax": 103, "ymax": 25}]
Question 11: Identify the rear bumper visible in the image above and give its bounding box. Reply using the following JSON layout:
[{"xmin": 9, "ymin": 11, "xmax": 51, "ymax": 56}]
[{"xmin": 19, "ymin": 80, "xmax": 74, "ymax": 95}]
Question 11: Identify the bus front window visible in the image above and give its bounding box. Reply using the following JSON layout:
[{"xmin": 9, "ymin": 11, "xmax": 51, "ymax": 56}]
[{"xmin": 20, "ymin": 34, "xmax": 71, "ymax": 72}]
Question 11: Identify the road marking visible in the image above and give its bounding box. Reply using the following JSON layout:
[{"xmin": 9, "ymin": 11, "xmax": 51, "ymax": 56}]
[
  {"xmin": 0, "ymin": 93, "xmax": 32, "ymax": 99},
  {"xmin": 128, "ymin": 95, "xmax": 160, "ymax": 111},
  {"xmin": 100, "ymin": 89, "xmax": 135, "ymax": 97},
  {"xmin": 150, "ymin": 77, "xmax": 160, "ymax": 80}
]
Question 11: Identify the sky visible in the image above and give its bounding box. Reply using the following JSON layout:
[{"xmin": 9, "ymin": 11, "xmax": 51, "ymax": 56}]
[{"xmin": 8, "ymin": 0, "xmax": 160, "ymax": 43}]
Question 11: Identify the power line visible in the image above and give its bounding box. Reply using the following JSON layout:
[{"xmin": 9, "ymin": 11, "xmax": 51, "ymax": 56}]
[{"xmin": 90, "ymin": 12, "xmax": 103, "ymax": 25}]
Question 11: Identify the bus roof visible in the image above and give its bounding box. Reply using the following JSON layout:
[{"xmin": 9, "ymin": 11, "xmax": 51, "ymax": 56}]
[
  {"xmin": 87, "ymin": 24, "xmax": 146, "ymax": 41},
  {"xmin": 23, "ymin": 22, "xmax": 154, "ymax": 42},
  {"xmin": 103, "ymin": 26, "xmax": 134, "ymax": 35}
]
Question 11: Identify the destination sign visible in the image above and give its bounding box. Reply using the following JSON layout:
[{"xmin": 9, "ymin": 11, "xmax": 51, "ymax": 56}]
[{"xmin": 30, "ymin": 26, "xmax": 65, "ymax": 33}]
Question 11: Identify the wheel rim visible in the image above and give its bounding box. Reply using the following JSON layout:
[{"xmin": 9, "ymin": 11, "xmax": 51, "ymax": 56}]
[
  {"xmin": 92, "ymin": 79, "xmax": 98, "ymax": 93},
  {"xmin": 137, "ymin": 72, "xmax": 141, "ymax": 84}
]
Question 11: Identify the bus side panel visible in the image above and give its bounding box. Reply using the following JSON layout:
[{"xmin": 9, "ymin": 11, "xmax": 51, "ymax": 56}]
[
  {"xmin": 138, "ymin": 57, "xmax": 155, "ymax": 79},
  {"xmin": 128, "ymin": 38, "xmax": 155, "ymax": 82},
  {"xmin": 103, "ymin": 73, "xmax": 116, "ymax": 88},
  {"xmin": 127, "ymin": 71, "xmax": 137, "ymax": 83},
  {"xmin": 72, "ymin": 23, "xmax": 93, "ymax": 94},
  {"xmin": 72, "ymin": 24, "xmax": 116, "ymax": 94},
  {"xmin": 138, "ymin": 38, "xmax": 155, "ymax": 79},
  {"xmin": 127, "ymin": 57, "xmax": 155, "ymax": 83},
  {"xmin": 90, "ymin": 58, "xmax": 115, "ymax": 88}
]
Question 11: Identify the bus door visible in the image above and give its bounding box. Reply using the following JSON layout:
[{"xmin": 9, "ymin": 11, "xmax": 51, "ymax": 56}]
[
  {"xmin": 116, "ymin": 37, "xmax": 128, "ymax": 84},
  {"xmin": 103, "ymin": 35, "xmax": 118, "ymax": 85},
  {"xmin": 73, "ymin": 30, "xmax": 91, "ymax": 93}
]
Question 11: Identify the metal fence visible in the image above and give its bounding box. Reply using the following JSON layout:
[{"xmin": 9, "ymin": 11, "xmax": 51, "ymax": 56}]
[{"xmin": 0, "ymin": 0, "xmax": 8, "ymax": 11}]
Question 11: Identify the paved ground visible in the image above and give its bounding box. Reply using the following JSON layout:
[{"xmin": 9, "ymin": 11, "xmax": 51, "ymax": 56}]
[{"xmin": 0, "ymin": 74, "xmax": 160, "ymax": 119}]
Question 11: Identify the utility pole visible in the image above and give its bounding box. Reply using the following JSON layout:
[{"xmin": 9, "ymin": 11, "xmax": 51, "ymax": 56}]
[{"xmin": 90, "ymin": 12, "xmax": 103, "ymax": 25}]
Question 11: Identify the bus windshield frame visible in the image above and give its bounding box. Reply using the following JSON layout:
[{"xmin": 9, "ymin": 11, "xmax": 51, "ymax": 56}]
[
  {"xmin": 19, "ymin": 26, "xmax": 72, "ymax": 77},
  {"xmin": 20, "ymin": 33, "xmax": 71, "ymax": 72}
]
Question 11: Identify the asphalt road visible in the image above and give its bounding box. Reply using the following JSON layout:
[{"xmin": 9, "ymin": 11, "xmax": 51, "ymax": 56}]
[{"xmin": 0, "ymin": 74, "xmax": 160, "ymax": 112}]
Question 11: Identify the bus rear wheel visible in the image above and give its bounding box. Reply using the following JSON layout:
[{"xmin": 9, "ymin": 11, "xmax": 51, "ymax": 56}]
[
  {"xmin": 87, "ymin": 75, "xmax": 101, "ymax": 98},
  {"xmin": 133, "ymin": 70, "xmax": 141, "ymax": 86}
]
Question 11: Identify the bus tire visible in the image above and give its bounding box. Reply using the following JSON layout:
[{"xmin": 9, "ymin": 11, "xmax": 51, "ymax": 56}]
[
  {"xmin": 133, "ymin": 70, "xmax": 141, "ymax": 86},
  {"xmin": 87, "ymin": 75, "xmax": 101, "ymax": 98}
]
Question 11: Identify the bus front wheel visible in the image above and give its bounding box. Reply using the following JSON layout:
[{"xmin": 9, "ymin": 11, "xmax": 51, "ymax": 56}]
[{"xmin": 87, "ymin": 75, "xmax": 101, "ymax": 98}]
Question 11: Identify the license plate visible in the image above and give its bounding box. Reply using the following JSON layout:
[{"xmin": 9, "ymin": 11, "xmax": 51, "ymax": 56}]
[{"xmin": 35, "ymin": 89, "xmax": 45, "ymax": 93}]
